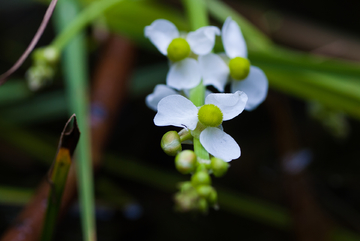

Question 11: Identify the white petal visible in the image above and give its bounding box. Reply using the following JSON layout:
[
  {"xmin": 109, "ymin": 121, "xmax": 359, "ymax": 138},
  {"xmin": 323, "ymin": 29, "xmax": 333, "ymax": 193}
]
[
  {"xmin": 166, "ymin": 58, "xmax": 201, "ymax": 90},
  {"xmin": 199, "ymin": 53, "xmax": 229, "ymax": 92},
  {"xmin": 200, "ymin": 127, "xmax": 240, "ymax": 162},
  {"xmin": 231, "ymin": 66, "xmax": 268, "ymax": 111},
  {"xmin": 144, "ymin": 19, "xmax": 179, "ymax": 55},
  {"xmin": 222, "ymin": 17, "xmax": 247, "ymax": 58},
  {"xmin": 186, "ymin": 26, "xmax": 220, "ymax": 55},
  {"xmin": 146, "ymin": 84, "xmax": 178, "ymax": 111},
  {"xmin": 205, "ymin": 91, "xmax": 248, "ymax": 121},
  {"xmin": 154, "ymin": 94, "xmax": 198, "ymax": 130}
]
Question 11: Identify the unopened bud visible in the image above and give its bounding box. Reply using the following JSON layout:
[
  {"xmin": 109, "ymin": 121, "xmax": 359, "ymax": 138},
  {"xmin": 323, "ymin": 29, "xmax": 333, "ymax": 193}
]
[
  {"xmin": 196, "ymin": 185, "xmax": 214, "ymax": 199},
  {"xmin": 161, "ymin": 131, "xmax": 182, "ymax": 156},
  {"xmin": 26, "ymin": 65, "xmax": 54, "ymax": 91},
  {"xmin": 208, "ymin": 188, "xmax": 218, "ymax": 206},
  {"xmin": 191, "ymin": 170, "xmax": 211, "ymax": 187},
  {"xmin": 33, "ymin": 46, "xmax": 60, "ymax": 65},
  {"xmin": 175, "ymin": 150, "xmax": 196, "ymax": 174},
  {"xmin": 211, "ymin": 157, "xmax": 229, "ymax": 177},
  {"xmin": 179, "ymin": 181, "xmax": 193, "ymax": 192}
]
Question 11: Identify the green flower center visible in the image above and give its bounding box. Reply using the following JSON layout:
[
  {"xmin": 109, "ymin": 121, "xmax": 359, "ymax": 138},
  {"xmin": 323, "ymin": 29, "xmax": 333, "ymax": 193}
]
[
  {"xmin": 198, "ymin": 104, "xmax": 223, "ymax": 127},
  {"xmin": 167, "ymin": 38, "xmax": 191, "ymax": 62},
  {"xmin": 228, "ymin": 57, "xmax": 250, "ymax": 80}
]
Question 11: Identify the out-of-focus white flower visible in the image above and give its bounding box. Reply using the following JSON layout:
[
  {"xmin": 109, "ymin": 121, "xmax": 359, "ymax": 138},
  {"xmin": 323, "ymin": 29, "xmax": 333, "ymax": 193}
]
[
  {"xmin": 146, "ymin": 84, "xmax": 178, "ymax": 111},
  {"xmin": 145, "ymin": 19, "xmax": 220, "ymax": 90},
  {"xmin": 199, "ymin": 17, "xmax": 268, "ymax": 111},
  {"xmin": 154, "ymin": 91, "xmax": 248, "ymax": 161},
  {"xmin": 146, "ymin": 84, "xmax": 213, "ymax": 111}
]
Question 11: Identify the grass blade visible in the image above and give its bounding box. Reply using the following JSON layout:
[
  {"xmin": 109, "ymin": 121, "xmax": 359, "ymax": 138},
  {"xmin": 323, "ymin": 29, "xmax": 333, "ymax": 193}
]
[
  {"xmin": 40, "ymin": 115, "xmax": 80, "ymax": 241},
  {"xmin": 54, "ymin": 1, "xmax": 96, "ymax": 240}
]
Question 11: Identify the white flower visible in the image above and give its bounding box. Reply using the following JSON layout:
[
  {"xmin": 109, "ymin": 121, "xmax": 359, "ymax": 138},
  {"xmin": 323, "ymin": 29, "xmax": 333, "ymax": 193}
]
[
  {"xmin": 146, "ymin": 84, "xmax": 178, "ymax": 111},
  {"xmin": 199, "ymin": 17, "xmax": 268, "ymax": 111},
  {"xmin": 154, "ymin": 91, "xmax": 248, "ymax": 162},
  {"xmin": 144, "ymin": 19, "xmax": 220, "ymax": 90},
  {"xmin": 146, "ymin": 84, "xmax": 213, "ymax": 111}
]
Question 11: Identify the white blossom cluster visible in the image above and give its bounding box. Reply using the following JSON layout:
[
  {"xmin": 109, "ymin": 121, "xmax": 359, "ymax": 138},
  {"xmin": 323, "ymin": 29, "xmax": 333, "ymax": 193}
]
[{"xmin": 144, "ymin": 17, "xmax": 268, "ymax": 162}]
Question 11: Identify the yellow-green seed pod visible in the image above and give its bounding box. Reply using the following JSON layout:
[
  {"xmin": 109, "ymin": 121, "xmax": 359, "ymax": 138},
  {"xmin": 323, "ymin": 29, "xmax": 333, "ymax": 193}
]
[
  {"xmin": 191, "ymin": 170, "xmax": 211, "ymax": 187},
  {"xmin": 211, "ymin": 157, "xmax": 229, "ymax": 177},
  {"xmin": 228, "ymin": 57, "xmax": 250, "ymax": 80},
  {"xmin": 161, "ymin": 131, "xmax": 182, "ymax": 156},
  {"xmin": 175, "ymin": 150, "xmax": 197, "ymax": 174},
  {"xmin": 198, "ymin": 104, "xmax": 223, "ymax": 127},
  {"xmin": 167, "ymin": 38, "xmax": 191, "ymax": 62}
]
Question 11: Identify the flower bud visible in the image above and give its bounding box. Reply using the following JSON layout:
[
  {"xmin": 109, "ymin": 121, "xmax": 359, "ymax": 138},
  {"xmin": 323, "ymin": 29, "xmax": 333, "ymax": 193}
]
[
  {"xmin": 33, "ymin": 46, "xmax": 60, "ymax": 65},
  {"xmin": 229, "ymin": 57, "xmax": 250, "ymax": 80},
  {"xmin": 26, "ymin": 65, "xmax": 54, "ymax": 91},
  {"xmin": 191, "ymin": 170, "xmax": 211, "ymax": 187},
  {"xmin": 196, "ymin": 185, "xmax": 214, "ymax": 199},
  {"xmin": 175, "ymin": 150, "xmax": 196, "ymax": 174},
  {"xmin": 208, "ymin": 188, "xmax": 218, "ymax": 206},
  {"xmin": 179, "ymin": 181, "xmax": 193, "ymax": 192},
  {"xmin": 161, "ymin": 131, "xmax": 182, "ymax": 156},
  {"xmin": 211, "ymin": 157, "xmax": 229, "ymax": 177}
]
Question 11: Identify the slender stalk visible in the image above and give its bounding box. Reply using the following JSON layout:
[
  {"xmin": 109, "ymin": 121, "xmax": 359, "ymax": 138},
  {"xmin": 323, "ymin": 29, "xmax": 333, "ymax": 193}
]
[
  {"xmin": 189, "ymin": 81, "xmax": 205, "ymax": 107},
  {"xmin": 182, "ymin": 0, "xmax": 208, "ymax": 30},
  {"xmin": 54, "ymin": 1, "xmax": 96, "ymax": 241},
  {"xmin": 183, "ymin": 0, "xmax": 210, "ymax": 160},
  {"xmin": 193, "ymin": 138, "xmax": 209, "ymax": 160}
]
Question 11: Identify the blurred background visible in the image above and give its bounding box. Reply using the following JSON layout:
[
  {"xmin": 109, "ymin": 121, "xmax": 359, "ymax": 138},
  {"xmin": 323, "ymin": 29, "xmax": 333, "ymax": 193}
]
[{"xmin": 0, "ymin": 0, "xmax": 360, "ymax": 240}]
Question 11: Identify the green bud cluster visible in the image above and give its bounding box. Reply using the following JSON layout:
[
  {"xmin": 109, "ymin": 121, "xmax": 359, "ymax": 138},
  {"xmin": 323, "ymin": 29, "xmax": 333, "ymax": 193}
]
[
  {"xmin": 26, "ymin": 46, "xmax": 60, "ymax": 91},
  {"xmin": 161, "ymin": 128, "xmax": 229, "ymax": 213},
  {"xmin": 174, "ymin": 181, "xmax": 217, "ymax": 214}
]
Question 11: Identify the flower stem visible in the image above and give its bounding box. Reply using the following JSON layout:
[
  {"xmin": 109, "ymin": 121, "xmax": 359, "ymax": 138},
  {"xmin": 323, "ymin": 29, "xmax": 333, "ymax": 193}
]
[
  {"xmin": 193, "ymin": 138, "xmax": 209, "ymax": 160},
  {"xmin": 183, "ymin": 0, "xmax": 210, "ymax": 161},
  {"xmin": 189, "ymin": 81, "xmax": 205, "ymax": 107},
  {"xmin": 182, "ymin": 0, "xmax": 208, "ymax": 30}
]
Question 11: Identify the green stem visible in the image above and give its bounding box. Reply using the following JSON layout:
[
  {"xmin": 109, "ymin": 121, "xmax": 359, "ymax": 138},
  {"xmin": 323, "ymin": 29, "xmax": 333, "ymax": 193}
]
[
  {"xmin": 54, "ymin": 2, "xmax": 96, "ymax": 241},
  {"xmin": 182, "ymin": 0, "xmax": 208, "ymax": 30},
  {"xmin": 51, "ymin": 0, "xmax": 123, "ymax": 50},
  {"xmin": 193, "ymin": 138, "xmax": 209, "ymax": 160},
  {"xmin": 182, "ymin": 0, "xmax": 210, "ymax": 160},
  {"xmin": 189, "ymin": 81, "xmax": 205, "ymax": 107}
]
